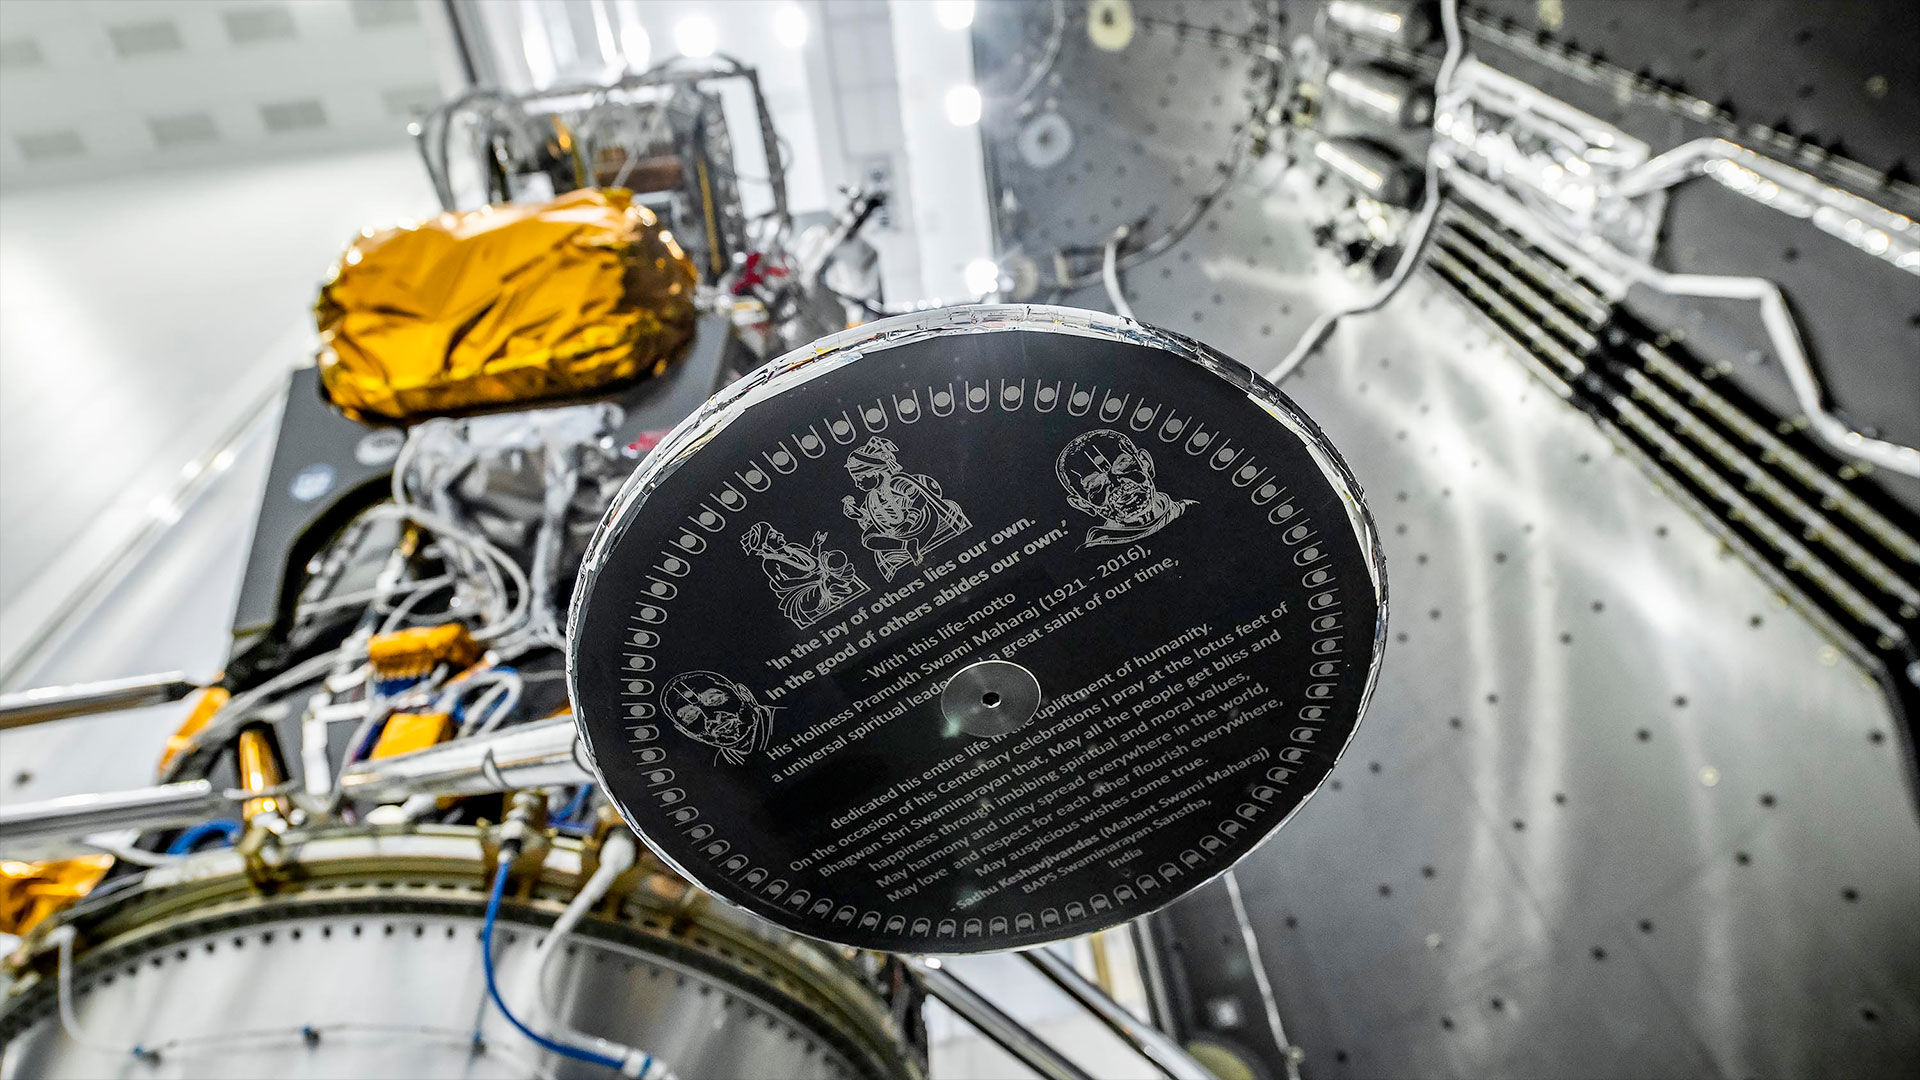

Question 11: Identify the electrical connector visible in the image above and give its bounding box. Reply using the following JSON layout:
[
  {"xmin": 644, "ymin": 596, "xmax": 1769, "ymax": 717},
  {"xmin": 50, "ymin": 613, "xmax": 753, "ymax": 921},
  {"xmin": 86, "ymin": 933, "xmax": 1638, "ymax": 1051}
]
[
  {"xmin": 367, "ymin": 623, "xmax": 481, "ymax": 681},
  {"xmin": 371, "ymin": 711, "xmax": 455, "ymax": 758}
]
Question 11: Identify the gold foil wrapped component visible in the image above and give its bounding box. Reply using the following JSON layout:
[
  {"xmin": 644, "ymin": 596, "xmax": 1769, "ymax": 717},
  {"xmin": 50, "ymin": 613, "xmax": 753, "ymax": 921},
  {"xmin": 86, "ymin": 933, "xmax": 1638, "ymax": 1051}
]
[
  {"xmin": 157, "ymin": 685, "xmax": 229, "ymax": 777},
  {"xmin": 315, "ymin": 188, "xmax": 698, "ymax": 421},
  {"xmin": 236, "ymin": 727, "xmax": 289, "ymax": 824},
  {"xmin": 0, "ymin": 854, "xmax": 113, "ymax": 936}
]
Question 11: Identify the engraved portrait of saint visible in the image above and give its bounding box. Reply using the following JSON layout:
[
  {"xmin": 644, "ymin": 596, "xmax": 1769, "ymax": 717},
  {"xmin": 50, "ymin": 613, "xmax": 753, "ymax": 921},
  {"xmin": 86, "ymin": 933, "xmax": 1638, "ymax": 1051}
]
[
  {"xmin": 1056, "ymin": 429, "xmax": 1196, "ymax": 548},
  {"xmin": 740, "ymin": 521, "xmax": 868, "ymax": 629},
  {"xmin": 840, "ymin": 437, "xmax": 971, "ymax": 581},
  {"xmin": 661, "ymin": 671, "xmax": 775, "ymax": 765}
]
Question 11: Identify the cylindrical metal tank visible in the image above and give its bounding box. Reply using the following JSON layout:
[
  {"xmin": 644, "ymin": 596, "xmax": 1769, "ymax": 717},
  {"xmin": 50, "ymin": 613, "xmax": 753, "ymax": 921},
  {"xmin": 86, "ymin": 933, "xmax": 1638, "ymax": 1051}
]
[{"xmin": 0, "ymin": 827, "xmax": 923, "ymax": 1080}]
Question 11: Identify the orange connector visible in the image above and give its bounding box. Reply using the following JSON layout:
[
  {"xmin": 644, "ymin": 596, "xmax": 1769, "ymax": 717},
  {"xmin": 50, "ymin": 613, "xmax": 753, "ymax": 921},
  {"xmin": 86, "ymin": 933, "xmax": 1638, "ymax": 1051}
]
[
  {"xmin": 368, "ymin": 623, "xmax": 481, "ymax": 682},
  {"xmin": 372, "ymin": 711, "xmax": 455, "ymax": 758}
]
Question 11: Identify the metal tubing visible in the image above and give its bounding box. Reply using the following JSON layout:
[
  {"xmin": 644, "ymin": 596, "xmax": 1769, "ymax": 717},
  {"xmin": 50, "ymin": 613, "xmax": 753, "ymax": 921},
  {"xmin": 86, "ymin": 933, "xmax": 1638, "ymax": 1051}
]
[
  {"xmin": 1269, "ymin": 0, "xmax": 1465, "ymax": 384},
  {"xmin": 0, "ymin": 672, "xmax": 199, "ymax": 731},
  {"xmin": 1325, "ymin": 64, "xmax": 1433, "ymax": 129},
  {"xmin": 1311, "ymin": 136, "xmax": 1415, "ymax": 205},
  {"xmin": 1571, "ymin": 232, "xmax": 1920, "ymax": 478},
  {"xmin": 1603, "ymin": 138, "xmax": 1919, "ymax": 275},
  {"xmin": 907, "ymin": 957, "xmax": 1096, "ymax": 1080},
  {"xmin": 334, "ymin": 715, "xmax": 587, "ymax": 804},
  {"xmin": 0, "ymin": 780, "xmax": 231, "ymax": 846},
  {"xmin": 1131, "ymin": 917, "xmax": 1182, "ymax": 1041},
  {"xmin": 1325, "ymin": 0, "xmax": 1432, "ymax": 46},
  {"xmin": 1225, "ymin": 869, "xmax": 1300, "ymax": 1080},
  {"xmin": 1023, "ymin": 946, "xmax": 1217, "ymax": 1080}
]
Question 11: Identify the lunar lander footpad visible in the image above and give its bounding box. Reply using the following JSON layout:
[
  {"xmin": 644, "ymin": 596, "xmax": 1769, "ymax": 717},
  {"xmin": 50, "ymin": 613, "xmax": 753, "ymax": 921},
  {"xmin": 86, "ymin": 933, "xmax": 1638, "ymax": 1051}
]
[{"xmin": 567, "ymin": 306, "xmax": 1386, "ymax": 953}]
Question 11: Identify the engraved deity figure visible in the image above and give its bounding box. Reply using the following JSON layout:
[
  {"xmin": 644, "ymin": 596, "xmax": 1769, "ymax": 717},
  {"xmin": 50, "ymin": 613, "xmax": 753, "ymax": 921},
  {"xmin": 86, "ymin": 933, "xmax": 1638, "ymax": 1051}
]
[
  {"xmin": 840, "ymin": 437, "xmax": 971, "ymax": 580},
  {"xmin": 740, "ymin": 521, "xmax": 868, "ymax": 629},
  {"xmin": 661, "ymin": 671, "xmax": 775, "ymax": 765},
  {"xmin": 1056, "ymin": 429, "xmax": 1196, "ymax": 548}
]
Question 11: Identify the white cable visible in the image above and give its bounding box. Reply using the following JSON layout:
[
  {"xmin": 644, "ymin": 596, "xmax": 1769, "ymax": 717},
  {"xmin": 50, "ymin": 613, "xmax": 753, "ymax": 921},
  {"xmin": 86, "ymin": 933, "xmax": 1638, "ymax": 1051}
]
[
  {"xmin": 301, "ymin": 694, "xmax": 334, "ymax": 800},
  {"xmin": 528, "ymin": 831, "xmax": 634, "ymax": 1021},
  {"xmin": 1102, "ymin": 226, "xmax": 1137, "ymax": 321},
  {"xmin": 472, "ymin": 678, "xmax": 522, "ymax": 736},
  {"xmin": 379, "ymin": 583, "xmax": 449, "ymax": 634},
  {"xmin": 327, "ymin": 662, "xmax": 374, "ymax": 695},
  {"xmin": 516, "ymin": 832, "xmax": 670, "ymax": 1078},
  {"xmin": 1268, "ymin": 0, "xmax": 1464, "ymax": 384},
  {"xmin": 364, "ymin": 504, "xmax": 532, "ymax": 641},
  {"xmin": 437, "ymin": 667, "xmax": 525, "ymax": 738},
  {"xmin": 296, "ymin": 575, "xmax": 455, "ymax": 619},
  {"xmin": 1049, "ymin": 2, "xmax": 1286, "ymax": 296},
  {"xmin": 1223, "ymin": 870, "xmax": 1298, "ymax": 1080},
  {"xmin": 1549, "ymin": 196, "xmax": 1920, "ymax": 477},
  {"xmin": 520, "ymin": 450, "xmax": 581, "ymax": 650},
  {"xmin": 1001, "ymin": 0, "xmax": 1069, "ymax": 106},
  {"xmin": 459, "ymin": 683, "xmax": 505, "ymax": 733},
  {"xmin": 461, "ymin": 672, "xmax": 524, "ymax": 737},
  {"xmin": 390, "ymin": 427, "xmax": 420, "ymax": 508},
  {"xmin": 385, "ymin": 428, "xmax": 517, "ymax": 629},
  {"xmin": 74, "ymin": 836, "xmax": 181, "ymax": 867},
  {"xmin": 55, "ymin": 927, "xmax": 134, "ymax": 1059},
  {"xmin": 175, "ymin": 649, "xmax": 352, "ymax": 771},
  {"xmin": 335, "ymin": 659, "xmax": 448, "ymax": 789},
  {"xmin": 340, "ymin": 707, "xmax": 386, "ymax": 778},
  {"xmin": 1600, "ymin": 138, "xmax": 1920, "ymax": 274}
]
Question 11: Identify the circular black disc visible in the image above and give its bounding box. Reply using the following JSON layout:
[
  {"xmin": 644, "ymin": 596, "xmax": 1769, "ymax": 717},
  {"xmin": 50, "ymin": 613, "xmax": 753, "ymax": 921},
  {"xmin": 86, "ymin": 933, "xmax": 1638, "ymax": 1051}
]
[{"xmin": 568, "ymin": 306, "xmax": 1385, "ymax": 953}]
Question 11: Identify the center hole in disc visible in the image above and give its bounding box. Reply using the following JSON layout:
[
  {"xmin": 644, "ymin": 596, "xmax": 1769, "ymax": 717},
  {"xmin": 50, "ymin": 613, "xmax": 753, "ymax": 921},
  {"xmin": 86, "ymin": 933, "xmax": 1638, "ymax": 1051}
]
[{"xmin": 941, "ymin": 660, "xmax": 1041, "ymax": 738}]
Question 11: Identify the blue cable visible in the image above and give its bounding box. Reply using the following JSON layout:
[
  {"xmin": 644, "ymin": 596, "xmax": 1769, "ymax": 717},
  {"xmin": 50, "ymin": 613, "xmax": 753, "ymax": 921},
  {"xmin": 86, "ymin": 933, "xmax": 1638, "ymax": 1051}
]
[
  {"xmin": 444, "ymin": 666, "xmax": 518, "ymax": 732},
  {"xmin": 345, "ymin": 715, "xmax": 390, "ymax": 766},
  {"xmin": 479, "ymin": 860, "xmax": 629, "ymax": 1073},
  {"xmin": 556, "ymin": 784, "xmax": 593, "ymax": 825},
  {"xmin": 346, "ymin": 675, "xmax": 420, "ymax": 766},
  {"xmin": 166, "ymin": 818, "xmax": 243, "ymax": 855}
]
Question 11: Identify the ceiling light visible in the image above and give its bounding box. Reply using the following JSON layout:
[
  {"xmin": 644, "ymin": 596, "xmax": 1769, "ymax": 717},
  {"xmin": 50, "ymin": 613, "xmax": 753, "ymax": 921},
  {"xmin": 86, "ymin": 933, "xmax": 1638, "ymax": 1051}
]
[
  {"xmin": 620, "ymin": 22, "xmax": 650, "ymax": 68},
  {"xmin": 944, "ymin": 84, "xmax": 982, "ymax": 126},
  {"xmin": 934, "ymin": 1, "xmax": 975, "ymax": 30},
  {"xmin": 773, "ymin": 3, "xmax": 808, "ymax": 48},
  {"xmin": 964, "ymin": 258, "xmax": 1000, "ymax": 296},
  {"xmin": 674, "ymin": 14, "xmax": 716, "ymax": 58}
]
